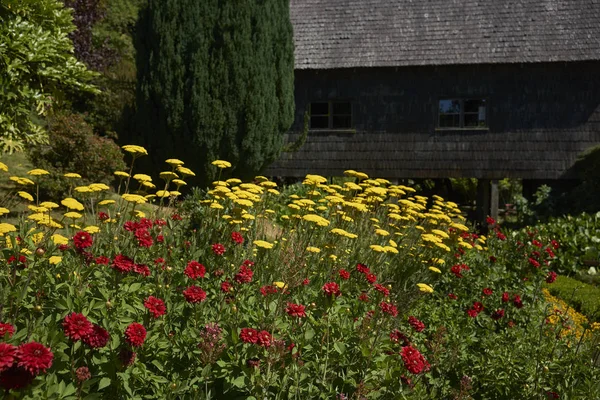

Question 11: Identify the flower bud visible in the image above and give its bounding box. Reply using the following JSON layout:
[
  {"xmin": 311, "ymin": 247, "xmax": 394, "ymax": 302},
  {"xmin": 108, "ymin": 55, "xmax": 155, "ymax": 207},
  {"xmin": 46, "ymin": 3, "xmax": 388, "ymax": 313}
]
[
  {"xmin": 35, "ymin": 247, "xmax": 45, "ymax": 257},
  {"xmin": 35, "ymin": 305, "xmax": 42, "ymax": 312},
  {"xmin": 106, "ymin": 301, "xmax": 112, "ymax": 309}
]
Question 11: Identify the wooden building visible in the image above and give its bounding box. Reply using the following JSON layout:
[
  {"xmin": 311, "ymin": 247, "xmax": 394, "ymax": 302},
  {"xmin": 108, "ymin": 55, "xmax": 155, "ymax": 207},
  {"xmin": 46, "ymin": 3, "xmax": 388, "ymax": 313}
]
[{"xmin": 266, "ymin": 0, "xmax": 600, "ymax": 219}]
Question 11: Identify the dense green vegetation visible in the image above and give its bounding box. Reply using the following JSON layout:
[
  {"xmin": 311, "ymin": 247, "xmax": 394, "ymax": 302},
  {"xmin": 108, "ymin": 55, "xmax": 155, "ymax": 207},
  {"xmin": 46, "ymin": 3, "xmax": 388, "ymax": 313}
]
[{"xmin": 134, "ymin": 0, "xmax": 295, "ymax": 186}]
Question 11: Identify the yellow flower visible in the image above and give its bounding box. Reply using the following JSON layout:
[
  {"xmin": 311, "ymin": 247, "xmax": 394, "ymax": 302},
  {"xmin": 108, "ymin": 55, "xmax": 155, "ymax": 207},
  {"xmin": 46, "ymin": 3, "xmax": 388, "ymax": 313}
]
[
  {"xmin": 27, "ymin": 168, "xmax": 50, "ymax": 176},
  {"xmin": 417, "ymin": 283, "xmax": 434, "ymax": 293},
  {"xmin": 61, "ymin": 198, "xmax": 84, "ymax": 211},
  {"xmin": 302, "ymin": 214, "xmax": 330, "ymax": 227},
  {"xmin": 89, "ymin": 183, "xmax": 110, "ymax": 191},
  {"xmin": 254, "ymin": 240, "xmax": 274, "ymax": 249},
  {"xmin": 165, "ymin": 158, "xmax": 184, "ymax": 166},
  {"xmin": 64, "ymin": 212, "xmax": 83, "ymax": 219},
  {"xmin": 64, "ymin": 172, "xmax": 81, "ymax": 178},
  {"xmin": 121, "ymin": 194, "xmax": 147, "ymax": 204},
  {"xmin": 210, "ymin": 202, "xmax": 224, "ymax": 209},
  {"xmin": 429, "ymin": 267, "xmax": 442, "ymax": 273},
  {"xmin": 388, "ymin": 239, "xmax": 398, "ymax": 248},
  {"xmin": 384, "ymin": 246, "xmax": 399, "ymax": 254},
  {"xmin": 10, "ymin": 176, "xmax": 34, "ymax": 186},
  {"xmin": 304, "ymin": 174, "xmax": 327, "ymax": 184},
  {"xmin": 156, "ymin": 190, "xmax": 170, "ymax": 198},
  {"xmin": 211, "ymin": 160, "xmax": 232, "ymax": 169},
  {"xmin": 375, "ymin": 229, "xmax": 390, "ymax": 236},
  {"xmin": 49, "ymin": 256, "xmax": 62, "ymax": 265},
  {"xmin": 141, "ymin": 181, "xmax": 156, "ymax": 189},
  {"xmin": 450, "ymin": 223, "xmax": 469, "ymax": 232},
  {"xmin": 0, "ymin": 207, "xmax": 9, "ymax": 216},
  {"xmin": 431, "ymin": 229, "xmax": 450, "ymax": 239},
  {"xmin": 18, "ymin": 191, "xmax": 34, "ymax": 202},
  {"xmin": 74, "ymin": 186, "xmax": 92, "ymax": 193},
  {"xmin": 98, "ymin": 199, "xmax": 116, "ymax": 206},
  {"xmin": 172, "ymin": 179, "xmax": 187, "ymax": 186},
  {"xmin": 83, "ymin": 226, "xmax": 100, "ymax": 234},
  {"xmin": 40, "ymin": 201, "xmax": 59, "ymax": 209},
  {"xmin": 51, "ymin": 234, "xmax": 69, "ymax": 245},
  {"xmin": 132, "ymin": 210, "xmax": 146, "ymax": 218},
  {"xmin": 273, "ymin": 281, "xmax": 288, "ymax": 289},
  {"xmin": 114, "ymin": 171, "xmax": 130, "ymax": 178},
  {"xmin": 370, "ymin": 244, "xmax": 386, "ymax": 253},
  {"xmin": 0, "ymin": 162, "xmax": 8, "ymax": 172},
  {"xmin": 0, "ymin": 223, "xmax": 17, "ymax": 234},
  {"xmin": 170, "ymin": 191, "xmax": 182, "ymax": 197},
  {"xmin": 226, "ymin": 178, "xmax": 242, "ymax": 185},
  {"xmin": 176, "ymin": 166, "xmax": 196, "ymax": 177},
  {"xmin": 132, "ymin": 174, "xmax": 151, "ymax": 182},
  {"xmin": 234, "ymin": 199, "xmax": 254, "ymax": 207},
  {"xmin": 122, "ymin": 144, "xmax": 148, "ymax": 156},
  {"xmin": 159, "ymin": 171, "xmax": 179, "ymax": 181},
  {"xmin": 306, "ymin": 246, "xmax": 321, "ymax": 253}
]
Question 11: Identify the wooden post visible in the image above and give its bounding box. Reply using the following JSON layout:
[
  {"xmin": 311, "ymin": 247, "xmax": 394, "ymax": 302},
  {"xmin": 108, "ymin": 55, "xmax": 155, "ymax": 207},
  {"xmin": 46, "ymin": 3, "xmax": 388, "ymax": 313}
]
[{"xmin": 490, "ymin": 180, "xmax": 499, "ymax": 221}]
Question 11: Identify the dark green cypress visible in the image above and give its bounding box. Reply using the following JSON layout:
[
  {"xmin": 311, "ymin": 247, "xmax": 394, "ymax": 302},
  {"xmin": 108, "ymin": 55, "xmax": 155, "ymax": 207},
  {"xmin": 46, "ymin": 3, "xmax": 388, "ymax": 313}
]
[{"xmin": 135, "ymin": 0, "xmax": 294, "ymax": 187}]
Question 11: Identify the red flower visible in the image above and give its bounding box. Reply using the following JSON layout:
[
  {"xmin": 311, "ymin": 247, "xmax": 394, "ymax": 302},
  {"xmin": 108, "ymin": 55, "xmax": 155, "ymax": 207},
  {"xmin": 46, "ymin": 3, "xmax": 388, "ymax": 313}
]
[
  {"xmin": 184, "ymin": 261, "xmax": 206, "ymax": 280},
  {"xmin": 489, "ymin": 255, "xmax": 497, "ymax": 263},
  {"xmin": 545, "ymin": 247, "xmax": 556, "ymax": 258},
  {"xmin": 240, "ymin": 328, "xmax": 259, "ymax": 344},
  {"xmin": 408, "ymin": 316, "xmax": 425, "ymax": 332},
  {"xmin": 0, "ymin": 343, "xmax": 16, "ymax": 372},
  {"xmin": 183, "ymin": 286, "xmax": 207, "ymax": 303},
  {"xmin": 119, "ymin": 348, "xmax": 136, "ymax": 366},
  {"xmin": 338, "ymin": 269, "xmax": 350, "ymax": 280},
  {"xmin": 63, "ymin": 313, "xmax": 93, "ymax": 341},
  {"xmin": 502, "ymin": 292, "xmax": 510, "ymax": 302},
  {"xmin": 529, "ymin": 257, "xmax": 540, "ymax": 268},
  {"xmin": 545, "ymin": 391, "xmax": 559, "ymax": 399},
  {"xmin": 112, "ymin": 254, "xmax": 134, "ymax": 273},
  {"xmin": 221, "ymin": 281, "xmax": 233, "ymax": 293},
  {"xmin": 156, "ymin": 234, "xmax": 164, "ymax": 243},
  {"xmin": 532, "ymin": 239, "xmax": 543, "ymax": 248},
  {"xmin": 472, "ymin": 302, "xmax": 484, "ymax": 313},
  {"xmin": 95, "ymin": 256, "xmax": 110, "ymax": 265},
  {"xmin": 124, "ymin": 323, "xmax": 147, "ymax": 347},
  {"xmin": 356, "ymin": 263, "xmax": 370, "ymax": 274},
  {"xmin": 133, "ymin": 263, "xmax": 151, "ymax": 277},
  {"xmin": 97, "ymin": 212, "xmax": 109, "ymax": 221},
  {"xmin": 448, "ymin": 293, "xmax": 458, "ymax": 300},
  {"xmin": 302, "ymin": 278, "xmax": 310, "ymax": 285},
  {"xmin": 486, "ymin": 216, "xmax": 496, "ymax": 225},
  {"xmin": 144, "ymin": 296, "xmax": 166, "ymax": 318},
  {"xmin": 390, "ymin": 329, "xmax": 408, "ymax": 345},
  {"xmin": 76, "ymin": 366, "xmax": 91, "ymax": 382},
  {"xmin": 0, "ymin": 366, "xmax": 34, "ymax": 390},
  {"xmin": 171, "ymin": 213, "xmax": 182, "ymax": 221},
  {"xmin": 7, "ymin": 255, "xmax": 27, "ymax": 268},
  {"xmin": 231, "ymin": 232, "xmax": 244, "ymax": 245},
  {"xmin": 513, "ymin": 295, "xmax": 523, "ymax": 309},
  {"xmin": 482, "ymin": 288, "xmax": 493, "ymax": 296},
  {"xmin": 380, "ymin": 301, "xmax": 398, "ymax": 317},
  {"xmin": 365, "ymin": 273, "xmax": 377, "ymax": 284},
  {"xmin": 73, "ymin": 231, "xmax": 93, "ymax": 251},
  {"xmin": 322, "ymin": 282, "xmax": 341, "ymax": 297},
  {"xmin": 551, "ymin": 240, "xmax": 560, "ymax": 250},
  {"xmin": 358, "ymin": 292, "xmax": 369, "ymax": 302},
  {"xmin": 83, "ymin": 325, "xmax": 110, "ymax": 348},
  {"xmin": 234, "ymin": 264, "xmax": 253, "ymax": 284},
  {"xmin": 260, "ymin": 285, "xmax": 278, "ymax": 296},
  {"xmin": 451, "ymin": 263, "xmax": 470, "ymax": 278},
  {"xmin": 496, "ymin": 231, "xmax": 506, "ymax": 241},
  {"xmin": 373, "ymin": 284, "xmax": 390, "ymax": 297},
  {"xmin": 212, "ymin": 243, "xmax": 225, "ymax": 256},
  {"xmin": 467, "ymin": 309, "xmax": 479, "ymax": 318},
  {"xmin": 256, "ymin": 330, "xmax": 272, "ymax": 347},
  {"xmin": 0, "ymin": 323, "xmax": 15, "ymax": 339},
  {"xmin": 491, "ymin": 309, "xmax": 505, "ymax": 320},
  {"xmin": 546, "ymin": 271, "xmax": 557, "ymax": 284},
  {"xmin": 135, "ymin": 228, "xmax": 153, "ymax": 248},
  {"xmin": 286, "ymin": 303, "xmax": 306, "ymax": 318},
  {"xmin": 400, "ymin": 345, "xmax": 430, "ymax": 374},
  {"xmin": 154, "ymin": 218, "xmax": 167, "ymax": 226},
  {"xmin": 16, "ymin": 342, "xmax": 53, "ymax": 375}
]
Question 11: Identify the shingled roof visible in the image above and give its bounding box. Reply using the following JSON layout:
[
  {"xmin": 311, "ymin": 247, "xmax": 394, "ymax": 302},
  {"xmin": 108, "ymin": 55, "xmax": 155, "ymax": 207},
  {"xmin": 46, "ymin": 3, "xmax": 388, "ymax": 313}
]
[{"xmin": 291, "ymin": 0, "xmax": 600, "ymax": 69}]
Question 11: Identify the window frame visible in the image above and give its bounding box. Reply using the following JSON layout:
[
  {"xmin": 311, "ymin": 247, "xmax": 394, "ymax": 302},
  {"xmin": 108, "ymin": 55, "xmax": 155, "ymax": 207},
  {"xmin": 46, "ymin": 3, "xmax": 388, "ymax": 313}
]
[
  {"xmin": 309, "ymin": 101, "xmax": 353, "ymax": 130},
  {"xmin": 436, "ymin": 97, "xmax": 489, "ymax": 130}
]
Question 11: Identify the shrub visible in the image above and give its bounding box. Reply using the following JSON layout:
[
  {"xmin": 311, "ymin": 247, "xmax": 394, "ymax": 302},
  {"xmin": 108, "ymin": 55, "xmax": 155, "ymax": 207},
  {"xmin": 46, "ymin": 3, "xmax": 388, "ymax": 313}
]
[
  {"xmin": 545, "ymin": 275, "xmax": 600, "ymax": 321},
  {"xmin": 27, "ymin": 111, "xmax": 126, "ymax": 200}
]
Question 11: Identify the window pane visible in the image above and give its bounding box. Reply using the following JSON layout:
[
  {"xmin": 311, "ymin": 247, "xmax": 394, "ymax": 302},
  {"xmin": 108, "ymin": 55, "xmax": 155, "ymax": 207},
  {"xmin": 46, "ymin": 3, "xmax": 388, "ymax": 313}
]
[
  {"xmin": 439, "ymin": 114, "xmax": 460, "ymax": 128},
  {"xmin": 310, "ymin": 115, "xmax": 329, "ymax": 129},
  {"xmin": 332, "ymin": 115, "xmax": 352, "ymax": 129},
  {"xmin": 464, "ymin": 99, "xmax": 486, "ymax": 113},
  {"xmin": 311, "ymin": 102, "xmax": 329, "ymax": 115},
  {"xmin": 332, "ymin": 102, "xmax": 351, "ymax": 115},
  {"xmin": 439, "ymin": 99, "xmax": 461, "ymax": 114}
]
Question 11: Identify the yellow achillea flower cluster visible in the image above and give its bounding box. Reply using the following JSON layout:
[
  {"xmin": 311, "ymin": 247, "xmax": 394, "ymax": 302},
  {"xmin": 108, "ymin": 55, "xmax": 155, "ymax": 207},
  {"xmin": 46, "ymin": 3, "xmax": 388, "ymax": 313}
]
[{"xmin": 543, "ymin": 288, "xmax": 590, "ymax": 340}]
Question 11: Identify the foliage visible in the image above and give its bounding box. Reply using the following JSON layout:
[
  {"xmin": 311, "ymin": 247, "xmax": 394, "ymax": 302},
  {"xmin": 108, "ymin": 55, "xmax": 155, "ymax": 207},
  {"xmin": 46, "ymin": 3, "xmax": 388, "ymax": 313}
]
[
  {"xmin": 26, "ymin": 111, "xmax": 126, "ymax": 200},
  {"xmin": 0, "ymin": 148, "xmax": 599, "ymax": 398},
  {"xmin": 545, "ymin": 275, "xmax": 600, "ymax": 322},
  {"xmin": 134, "ymin": 0, "xmax": 295, "ymax": 187},
  {"xmin": 0, "ymin": 0, "xmax": 97, "ymax": 153}
]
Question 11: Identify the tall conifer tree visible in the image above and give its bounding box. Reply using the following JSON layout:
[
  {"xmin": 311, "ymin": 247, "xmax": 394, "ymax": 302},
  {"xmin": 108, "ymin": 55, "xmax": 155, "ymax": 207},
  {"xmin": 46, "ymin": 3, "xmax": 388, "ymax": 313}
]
[{"xmin": 135, "ymin": 0, "xmax": 294, "ymax": 186}]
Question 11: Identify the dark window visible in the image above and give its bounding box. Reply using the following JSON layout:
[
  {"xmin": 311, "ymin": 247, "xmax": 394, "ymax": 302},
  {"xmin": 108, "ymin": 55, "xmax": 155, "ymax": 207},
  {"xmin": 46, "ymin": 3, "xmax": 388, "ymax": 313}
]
[
  {"xmin": 310, "ymin": 101, "xmax": 352, "ymax": 129},
  {"xmin": 438, "ymin": 98, "xmax": 487, "ymax": 128}
]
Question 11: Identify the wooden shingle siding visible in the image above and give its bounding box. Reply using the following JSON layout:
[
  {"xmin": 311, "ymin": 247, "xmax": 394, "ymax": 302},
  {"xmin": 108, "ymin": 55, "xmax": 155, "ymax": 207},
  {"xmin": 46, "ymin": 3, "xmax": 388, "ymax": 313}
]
[
  {"xmin": 291, "ymin": 0, "xmax": 600, "ymax": 70},
  {"xmin": 267, "ymin": 62, "xmax": 600, "ymax": 179}
]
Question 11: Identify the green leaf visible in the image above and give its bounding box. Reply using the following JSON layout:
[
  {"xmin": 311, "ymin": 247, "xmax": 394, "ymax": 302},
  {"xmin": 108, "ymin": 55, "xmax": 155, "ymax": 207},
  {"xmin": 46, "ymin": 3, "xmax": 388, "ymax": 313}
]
[
  {"xmin": 98, "ymin": 377, "xmax": 111, "ymax": 390},
  {"xmin": 334, "ymin": 342, "xmax": 346, "ymax": 355},
  {"xmin": 231, "ymin": 376, "xmax": 246, "ymax": 389},
  {"xmin": 305, "ymin": 327, "xmax": 315, "ymax": 340}
]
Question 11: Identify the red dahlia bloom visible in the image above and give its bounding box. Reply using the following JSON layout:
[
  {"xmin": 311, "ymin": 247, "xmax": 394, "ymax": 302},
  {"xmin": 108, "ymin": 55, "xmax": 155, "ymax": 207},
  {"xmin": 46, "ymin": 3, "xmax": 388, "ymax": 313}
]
[
  {"xmin": 302, "ymin": 278, "xmax": 310, "ymax": 285},
  {"xmin": 0, "ymin": 343, "xmax": 16, "ymax": 372},
  {"xmin": 390, "ymin": 329, "xmax": 409, "ymax": 344},
  {"xmin": 286, "ymin": 303, "xmax": 307, "ymax": 318},
  {"xmin": 134, "ymin": 228, "xmax": 153, "ymax": 248},
  {"xmin": 124, "ymin": 323, "xmax": 147, "ymax": 347},
  {"xmin": 212, "ymin": 243, "xmax": 226, "ymax": 256},
  {"xmin": 380, "ymin": 302, "xmax": 398, "ymax": 317},
  {"xmin": 221, "ymin": 281, "xmax": 233, "ymax": 293},
  {"xmin": 144, "ymin": 296, "xmax": 166, "ymax": 318},
  {"xmin": 338, "ymin": 269, "xmax": 350, "ymax": 280},
  {"xmin": 256, "ymin": 330, "xmax": 272, "ymax": 347},
  {"xmin": 365, "ymin": 273, "xmax": 377, "ymax": 284},
  {"xmin": 240, "ymin": 328, "xmax": 259, "ymax": 344},
  {"xmin": 234, "ymin": 264, "xmax": 253, "ymax": 284},
  {"xmin": 7, "ymin": 255, "xmax": 27, "ymax": 268},
  {"xmin": 489, "ymin": 255, "xmax": 497, "ymax": 263},
  {"xmin": 0, "ymin": 323, "xmax": 15, "ymax": 339},
  {"xmin": 112, "ymin": 254, "xmax": 134, "ymax": 273},
  {"xmin": 83, "ymin": 325, "xmax": 110, "ymax": 348},
  {"xmin": 16, "ymin": 342, "xmax": 53, "ymax": 375},
  {"xmin": 356, "ymin": 263, "xmax": 370, "ymax": 274},
  {"xmin": 551, "ymin": 240, "xmax": 560, "ymax": 250},
  {"xmin": 373, "ymin": 284, "xmax": 390, "ymax": 296},
  {"xmin": 513, "ymin": 295, "xmax": 523, "ymax": 308},
  {"xmin": 491, "ymin": 309, "xmax": 505, "ymax": 320},
  {"xmin": 133, "ymin": 263, "xmax": 151, "ymax": 277},
  {"xmin": 482, "ymin": 288, "xmax": 493, "ymax": 296},
  {"xmin": 119, "ymin": 348, "xmax": 136, "ymax": 366},
  {"xmin": 63, "ymin": 313, "xmax": 93, "ymax": 341},
  {"xmin": 529, "ymin": 258, "xmax": 541, "ymax": 268},
  {"xmin": 467, "ymin": 309, "xmax": 479, "ymax": 318},
  {"xmin": 171, "ymin": 213, "xmax": 182, "ymax": 221},
  {"xmin": 76, "ymin": 366, "xmax": 91, "ymax": 382},
  {"xmin": 448, "ymin": 293, "xmax": 458, "ymax": 300},
  {"xmin": 97, "ymin": 212, "xmax": 109, "ymax": 221},
  {"xmin": 73, "ymin": 231, "xmax": 93, "ymax": 250},
  {"xmin": 231, "ymin": 232, "xmax": 244, "ymax": 244},
  {"xmin": 184, "ymin": 261, "xmax": 206, "ymax": 280},
  {"xmin": 154, "ymin": 218, "xmax": 167, "ymax": 226},
  {"xmin": 358, "ymin": 292, "xmax": 369, "ymax": 302},
  {"xmin": 502, "ymin": 292, "xmax": 510, "ymax": 302},
  {"xmin": 322, "ymin": 282, "xmax": 341, "ymax": 297},
  {"xmin": 95, "ymin": 256, "xmax": 111, "ymax": 265},
  {"xmin": 400, "ymin": 345, "xmax": 430, "ymax": 375},
  {"xmin": 546, "ymin": 271, "xmax": 558, "ymax": 284},
  {"xmin": 408, "ymin": 316, "xmax": 425, "ymax": 332},
  {"xmin": 183, "ymin": 286, "xmax": 207, "ymax": 303},
  {"xmin": 486, "ymin": 216, "xmax": 496, "ymax": 225},
  {"xmin": 472, "ymin": 302, "xmax": 484, "ymax": 313},
  {"xmin": 260, "ymin": 285, "xmax": 278, "ymax": 296}
]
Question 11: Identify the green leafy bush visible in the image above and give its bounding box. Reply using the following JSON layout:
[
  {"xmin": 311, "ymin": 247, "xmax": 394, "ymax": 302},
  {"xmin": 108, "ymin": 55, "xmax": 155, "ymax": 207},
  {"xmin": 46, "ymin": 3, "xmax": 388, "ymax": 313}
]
[
  {"xmin": 27, "ymin": 111, "xmax": 126, "ymax": 199},
  {"xmin": 545, "ymin": 275, "xmax": 600, "ymax": 321}
]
